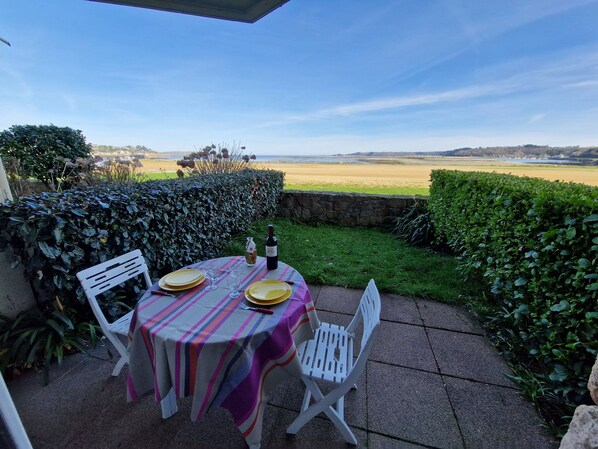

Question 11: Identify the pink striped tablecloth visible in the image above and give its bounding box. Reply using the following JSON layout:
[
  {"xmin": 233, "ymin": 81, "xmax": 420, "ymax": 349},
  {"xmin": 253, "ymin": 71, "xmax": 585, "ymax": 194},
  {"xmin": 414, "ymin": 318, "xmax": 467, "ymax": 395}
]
[{"xmin": 127, "ymin": 256, "xmax": 320, "ymax": 447}]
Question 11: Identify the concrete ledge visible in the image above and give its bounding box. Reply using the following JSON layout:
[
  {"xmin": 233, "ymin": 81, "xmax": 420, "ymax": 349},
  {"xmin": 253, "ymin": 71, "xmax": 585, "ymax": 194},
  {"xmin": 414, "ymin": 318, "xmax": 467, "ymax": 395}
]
[
  {"xmin": 0, "ymin": 251, "xmax": 36, "ymax": 319},
  {"xmin": 277, "ymin": 190, "xmax": 425, "ymax": 229}
]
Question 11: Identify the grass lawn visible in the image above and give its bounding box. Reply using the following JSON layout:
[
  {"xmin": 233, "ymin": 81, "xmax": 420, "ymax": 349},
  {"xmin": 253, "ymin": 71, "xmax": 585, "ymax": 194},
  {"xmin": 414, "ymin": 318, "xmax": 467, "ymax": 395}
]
[
  {"xmin": 222, "ymin": 218, "xmax": 473, "ymax": 303},
  {"xmin": 285, "ymin": 183, "xmax": 429, "ymax": 196},
  {"xmin": 143, "ymin": 172, "xmax": 178, "ymax": 180}
]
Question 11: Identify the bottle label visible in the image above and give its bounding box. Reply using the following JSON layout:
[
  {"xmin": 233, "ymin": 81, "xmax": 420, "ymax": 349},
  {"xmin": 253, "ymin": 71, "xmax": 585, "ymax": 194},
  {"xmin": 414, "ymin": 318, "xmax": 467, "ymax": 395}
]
[{"xmin": 266, "ymin": 246, "xmax": 277, "ymax": 257}]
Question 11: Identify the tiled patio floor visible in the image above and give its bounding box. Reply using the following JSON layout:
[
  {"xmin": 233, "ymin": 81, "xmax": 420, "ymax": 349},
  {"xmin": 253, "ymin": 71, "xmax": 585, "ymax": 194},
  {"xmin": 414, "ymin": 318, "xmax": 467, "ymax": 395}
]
[{"xmin": 4, "ymin": 285, "xmax": 558, "ymax": 449}]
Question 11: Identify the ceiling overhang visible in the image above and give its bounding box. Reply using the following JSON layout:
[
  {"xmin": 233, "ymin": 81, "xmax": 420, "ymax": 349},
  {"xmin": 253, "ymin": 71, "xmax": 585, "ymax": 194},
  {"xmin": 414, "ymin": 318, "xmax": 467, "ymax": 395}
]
[{"xmin": 89, "ymin": 0, "xmax": 289, "ymax": 23}]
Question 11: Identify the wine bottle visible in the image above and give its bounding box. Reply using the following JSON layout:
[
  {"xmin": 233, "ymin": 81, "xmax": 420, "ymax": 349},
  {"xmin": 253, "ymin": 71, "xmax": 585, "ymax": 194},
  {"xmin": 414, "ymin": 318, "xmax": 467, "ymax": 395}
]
[{"xmin": 265, "ymin": 224, "xmax": 278, "ymax": 270}]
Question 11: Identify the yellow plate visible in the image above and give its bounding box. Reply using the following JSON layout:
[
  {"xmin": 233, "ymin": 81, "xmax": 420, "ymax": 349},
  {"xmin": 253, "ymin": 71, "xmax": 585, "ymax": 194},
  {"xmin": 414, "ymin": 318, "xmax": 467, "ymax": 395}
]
[
  {"xmin": 244, "ymin": 287, "xmax": 292, "ymax": 306},
  {"xmin": 162, "ymin": 269, "xmax": 205, "ymax": 287},
  {"xmin": 248, "ymin": 280, "xmax": 291, "ymax": 301},
  {"xmin": 158, "ymin": 275, "xmax": 205, "ymax": 291}
]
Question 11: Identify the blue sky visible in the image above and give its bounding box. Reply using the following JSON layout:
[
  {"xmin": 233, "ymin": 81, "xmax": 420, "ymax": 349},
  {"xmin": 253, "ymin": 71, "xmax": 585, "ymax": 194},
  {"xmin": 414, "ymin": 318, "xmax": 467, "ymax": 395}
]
[{"xmin": 2, "ymin": 0, "xmax": 598, "ymax": 155}]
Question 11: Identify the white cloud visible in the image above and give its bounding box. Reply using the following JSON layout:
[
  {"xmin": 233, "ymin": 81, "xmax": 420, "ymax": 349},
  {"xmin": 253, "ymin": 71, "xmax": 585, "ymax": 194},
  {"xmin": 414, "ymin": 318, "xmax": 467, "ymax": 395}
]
[
  {"xmin": 565, "ymin": 79, "xmax": 598, "ymax": 89},
  {"xmin": 528, "ymin": 114, "xmax": 545, "ymax": 123}
]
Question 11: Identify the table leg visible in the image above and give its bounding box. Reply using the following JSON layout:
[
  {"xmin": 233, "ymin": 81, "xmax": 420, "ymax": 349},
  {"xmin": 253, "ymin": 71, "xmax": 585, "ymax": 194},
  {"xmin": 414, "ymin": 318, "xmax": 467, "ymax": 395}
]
[{"xmin": 160, "ymin": 387, "xmax": 178, "ymax": 419}]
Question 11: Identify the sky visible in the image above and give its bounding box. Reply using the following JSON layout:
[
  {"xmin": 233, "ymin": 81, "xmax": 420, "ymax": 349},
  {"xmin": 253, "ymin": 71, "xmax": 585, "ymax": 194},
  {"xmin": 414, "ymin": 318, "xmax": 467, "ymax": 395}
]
[{"xmin": 2, "ymin": 0, "xmax": 598, "ymax": 155}]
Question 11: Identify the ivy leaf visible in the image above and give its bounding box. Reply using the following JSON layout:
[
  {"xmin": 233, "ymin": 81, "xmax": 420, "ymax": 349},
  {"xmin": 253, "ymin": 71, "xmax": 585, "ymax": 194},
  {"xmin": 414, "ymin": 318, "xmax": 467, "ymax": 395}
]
[
  {"xmin": 514, "ymin": 277, "xmax": 527, "ymax": 287},
  {"xmin": 53, "ymin": 228, "xmax": 63, "ymax": 244},
  {"xmin": 550, "ymin": 300, "xmax": 569, "ymax": 312},
  {"xmin": 549, "ymin": 364, "xmax": 568, "ymax": 382},
  {"xmin": 38, "ymin": 241, "xmax": 60, "ymax": 260},
  {"xmin": 582, "ymin": 214, "xmax": 598, "ymax": 223},
  {"xmin": 586, "ymin": 312, "xmax": 598, "ymax": 319},
  {"xmin": 71, "ymin": 208, "xmax": 87, "ymax": 217}
]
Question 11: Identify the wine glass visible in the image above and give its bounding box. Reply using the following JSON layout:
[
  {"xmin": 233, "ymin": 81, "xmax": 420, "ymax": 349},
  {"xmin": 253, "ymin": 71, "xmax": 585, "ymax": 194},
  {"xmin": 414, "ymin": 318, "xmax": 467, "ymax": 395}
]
[
  {"xmin": 203, "ymin": 263, "xmax": 219, "ymax": 292},
  {"xmin": 226, "ymin": 269, "xmax": 242, "ymax": 298}
]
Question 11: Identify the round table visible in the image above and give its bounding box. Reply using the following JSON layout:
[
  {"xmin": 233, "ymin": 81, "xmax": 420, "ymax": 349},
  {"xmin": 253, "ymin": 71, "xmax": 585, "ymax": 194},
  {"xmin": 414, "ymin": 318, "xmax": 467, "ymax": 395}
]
[{"xmin": 127, "ymin": 256, "xmax": 320, "ymax": 448}]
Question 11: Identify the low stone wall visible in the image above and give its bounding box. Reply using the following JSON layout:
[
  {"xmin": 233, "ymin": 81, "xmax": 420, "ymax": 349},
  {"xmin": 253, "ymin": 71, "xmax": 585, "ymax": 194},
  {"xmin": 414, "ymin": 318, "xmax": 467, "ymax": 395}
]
[{"xmin": 277, "ymin": 190, "xmax": 425, "ymax": 228}]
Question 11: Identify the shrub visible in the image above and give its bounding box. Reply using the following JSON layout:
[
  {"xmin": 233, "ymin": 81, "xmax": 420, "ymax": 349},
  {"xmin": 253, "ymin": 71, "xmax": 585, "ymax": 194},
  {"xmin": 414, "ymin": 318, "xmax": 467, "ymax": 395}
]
[
  {"xmin": 0, "ymin": 298, "xmax": 100, "ymax": 383},
  {"xmin": 393, "ymin": 200, "xmax": 434, "ymax": 247},
  {"xmin": 0, "ymin": 125, "xmax": 93, "ymax": 189},
  {"xmin": 0, "ymin": 169, "xmax": 284, "ymax": 314},
  {"xmin": 177, "ymin": 143, "xmax": 256, "ymax": 175},
  {"xmin": 429, "ymin": 170, "xmax": 598, "ymax": 433}
]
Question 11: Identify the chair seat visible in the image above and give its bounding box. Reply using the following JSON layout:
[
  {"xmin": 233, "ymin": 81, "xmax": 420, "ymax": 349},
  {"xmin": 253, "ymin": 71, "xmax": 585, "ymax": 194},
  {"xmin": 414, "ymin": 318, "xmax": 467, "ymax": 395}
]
[
  {"xmin": 297, "ymin": 322, "xmax": 353, "ymax": 384},
  {"xmin": 108, "ymin": 311, "xmax": 134, "ymax": 336}
]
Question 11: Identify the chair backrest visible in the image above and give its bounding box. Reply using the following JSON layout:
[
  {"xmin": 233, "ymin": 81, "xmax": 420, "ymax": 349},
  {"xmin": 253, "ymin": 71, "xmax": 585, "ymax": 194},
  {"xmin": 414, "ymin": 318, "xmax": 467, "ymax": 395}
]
[
  {"xmin": 76, "ymin": 249, "xmax": 152, "ymax": 328},
  {"xmin": 345, "ymin": 279, "xmax": 381, "ymax": 383}
]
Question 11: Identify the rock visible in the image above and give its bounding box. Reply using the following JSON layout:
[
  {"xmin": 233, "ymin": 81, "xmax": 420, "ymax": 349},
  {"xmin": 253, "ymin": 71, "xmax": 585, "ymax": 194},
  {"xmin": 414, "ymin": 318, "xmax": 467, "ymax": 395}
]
[
  {"xmin": 589, "ymin": 355, "xmax": 598, "ymax": 405},
  {"xmin": 559, "ymin": 405, "xmax": 598, "ymax": 449}
]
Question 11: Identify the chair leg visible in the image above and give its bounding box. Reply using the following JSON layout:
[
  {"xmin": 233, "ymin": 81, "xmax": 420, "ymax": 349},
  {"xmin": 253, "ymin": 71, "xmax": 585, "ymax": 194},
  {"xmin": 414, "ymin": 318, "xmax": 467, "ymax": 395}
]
[
  {"xmin": 111, "ymin": 356, "xmax": 127, "ymax": 376},
  {"xmin": 300, "ymin": 385, "xmax": 312, "ymax": 413},
  {"xmin": 286, "ymin": 379, "xmax": 357, "ymax": 445},
  {"xmin": 106, "ymin": 333, "xmax": 129, "ymax": 376}
]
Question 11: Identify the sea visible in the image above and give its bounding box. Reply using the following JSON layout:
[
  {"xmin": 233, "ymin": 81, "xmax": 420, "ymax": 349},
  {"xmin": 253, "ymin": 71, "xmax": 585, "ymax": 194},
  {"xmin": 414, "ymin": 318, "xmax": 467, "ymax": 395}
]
[
  {"xmin": 152, "ymin": 152, "xmax": 581, "ymax": 165},
  {"xmin": 153, "ymin": 152, "xmax": 366, "ymax": 164}
]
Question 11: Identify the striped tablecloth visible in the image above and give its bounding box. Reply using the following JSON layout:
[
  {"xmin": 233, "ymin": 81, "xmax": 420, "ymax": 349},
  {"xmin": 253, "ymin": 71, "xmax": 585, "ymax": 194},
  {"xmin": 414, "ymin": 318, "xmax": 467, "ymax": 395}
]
[{"xmin": 127, "ymin": 256, "xmax": 320, "ymax": 447}]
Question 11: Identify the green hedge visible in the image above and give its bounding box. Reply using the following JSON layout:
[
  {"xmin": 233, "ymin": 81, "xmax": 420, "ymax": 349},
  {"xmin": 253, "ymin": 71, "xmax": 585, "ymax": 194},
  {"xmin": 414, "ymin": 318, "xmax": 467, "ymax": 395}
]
[
  {"xmin": 429, "ymin": 170, "xmax": 598, "ymax": 430},
  {"xmin": 0, "ymin": 169, "xmax": 283, "ymax": 310}
]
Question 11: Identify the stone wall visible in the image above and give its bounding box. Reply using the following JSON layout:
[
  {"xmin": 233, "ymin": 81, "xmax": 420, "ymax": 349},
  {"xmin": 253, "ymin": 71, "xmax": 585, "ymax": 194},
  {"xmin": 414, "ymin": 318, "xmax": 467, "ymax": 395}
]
[{"xmin": 277, "ymin": 190, "xmax": 425, "ymax": 229}]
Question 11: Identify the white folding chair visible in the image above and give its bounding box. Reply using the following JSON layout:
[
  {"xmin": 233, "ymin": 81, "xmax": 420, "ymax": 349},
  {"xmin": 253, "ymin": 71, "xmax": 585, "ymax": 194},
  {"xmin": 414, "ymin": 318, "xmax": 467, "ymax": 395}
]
[
  {"xmin": 287, "ymin": 279, "xmax": 381, "ymax": 445},
  {"xmin": 76, "ymin": 249, "xmax": 151, "ymax": 376}
]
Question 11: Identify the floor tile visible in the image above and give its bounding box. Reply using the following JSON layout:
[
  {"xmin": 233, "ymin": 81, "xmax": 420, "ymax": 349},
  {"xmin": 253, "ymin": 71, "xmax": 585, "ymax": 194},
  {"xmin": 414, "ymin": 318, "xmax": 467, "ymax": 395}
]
[
  {"xmin": 307, "ymin": 284, "xmax": 321, "ymax": 304},
  {"xmin": 380, "ymin": 293, "xmax": 423, "ymax": 326},
  {"xmin": 445, "ymin": 377, "xmax": 558, "ymax": 449},
  {"xmin": 416, "ymin": 300, "xmax": 484, "ymax": 335},
  {"xmin": 370, "ymin": 321, "xmax": 438, "ymax": 372},
  {"xmin": 426, "ymin": 328, "xmax": 515, "ymax": 387},
  {"xmin": 368, "ymin": 433, "xmax": 432, "ymax": 449},
  {"xmin": 367, "ymin": 361, "xmax": 464, "ymax": 449},
  {"xmin": 316, "ymin": 286, "xmax": 363, "ymax": 316}
]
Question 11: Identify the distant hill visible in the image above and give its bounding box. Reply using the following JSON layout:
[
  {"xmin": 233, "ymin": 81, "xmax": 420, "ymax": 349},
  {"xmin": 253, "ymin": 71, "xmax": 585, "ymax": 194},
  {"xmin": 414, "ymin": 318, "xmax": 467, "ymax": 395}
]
[
  {"xmin": 346, "ymin": 145, "xmax": 598, "ymax": 161},
  {"xmin": 92, "ymin": 144, "xmax": 158, "ymax": 157}
]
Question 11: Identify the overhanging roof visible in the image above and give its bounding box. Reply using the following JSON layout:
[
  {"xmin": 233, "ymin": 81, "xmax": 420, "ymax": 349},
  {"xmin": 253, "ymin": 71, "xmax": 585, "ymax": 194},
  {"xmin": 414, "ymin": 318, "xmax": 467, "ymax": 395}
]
[{"xmin": 89, "ymin": 0, "xmax": 289, "ymax": 23}]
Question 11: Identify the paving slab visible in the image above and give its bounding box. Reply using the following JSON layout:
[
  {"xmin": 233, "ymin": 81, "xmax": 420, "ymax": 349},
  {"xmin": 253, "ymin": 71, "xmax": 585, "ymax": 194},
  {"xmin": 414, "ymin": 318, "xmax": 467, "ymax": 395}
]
[
  {"xmin": 368, "ymin": 432, "xmax": 432, "ymax": 449},
  {"xmin": 426, "ymin": 328, "xmax": 515, "ymax": 387},
  {"xmin": 307, "ymin": 284, "xmax": 321, "ymax": 304},
  {"xmin": 367, "ymin": 361, "xmax": 464, "ymax": 449},
  {"xmin": 315, "ymin": 285, "xmax": 362, "ymax": 316},
  {"xmin": 370, "ymin": 321, "xmax": 438, "ymax": 373},
  {"xmin": 10, "ymin": 351, "xmax": 274, "ymax": 449},
  {"xmin": 4, "ymin": 286, "xmax": 558, "ymax": 449},
  {"xmin": 445, "ymin": 377, "xmax": 558, "ymax": 449},
  {"xmin": 416, "ymin": 299, "xmax": 484, "ymax": 335},
  {"xmin": 263, "ymin": 405, "xmax": 368, "ymax": 449},
  {"xmin": 380, "ymin": 293, "xmax": 423, "ymax": 326}
]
